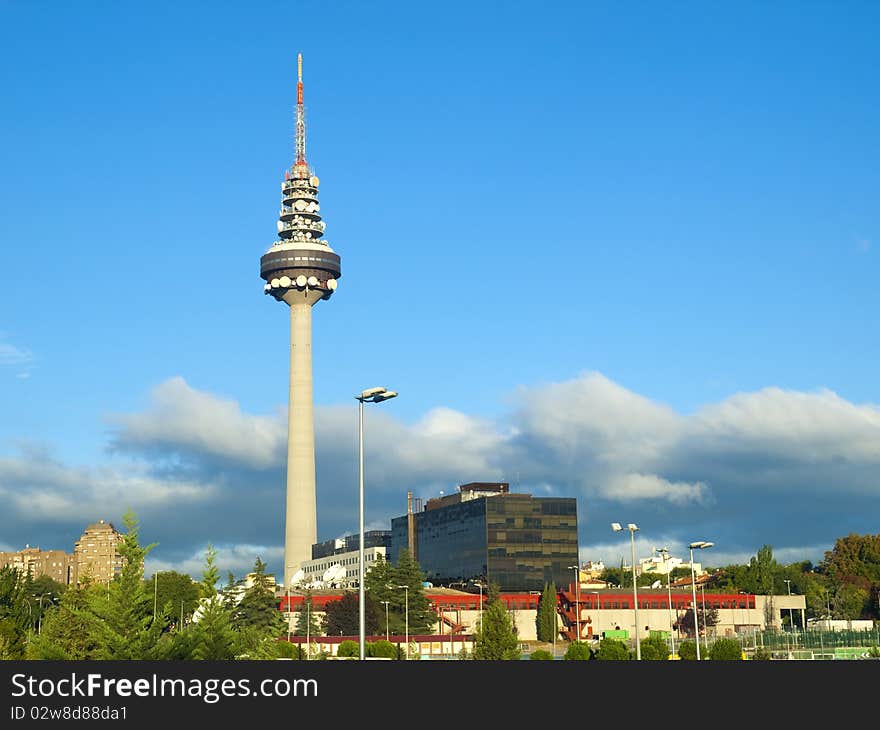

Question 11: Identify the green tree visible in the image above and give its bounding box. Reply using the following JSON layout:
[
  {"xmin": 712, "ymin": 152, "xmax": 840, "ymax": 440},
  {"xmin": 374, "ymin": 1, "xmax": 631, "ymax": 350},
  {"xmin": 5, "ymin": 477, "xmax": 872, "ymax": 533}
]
[
  {"xmin": 640, "ymin": 635, "xmax": 669, "ymax": 661},
  {"xmin": 536, "ymin": 582, "xmax": 557, "ymax": 643},
  {"xmin": 678, "ymin": 606, "xmax": 718, "ymax": 638},
  {"xmin": 390, "ymin": 549, "xmax": 432, "ymax": 633},
  {"xmin": 151, "ymin": 570, "xmax": 200, "ymax": 627},
  {"xmin": 293, "ymin": 589, "xmax": 321, "ymax": 637},
  {"xmin": 563, "ymin": 641, "xmax": 592, "ymax": 660},
  {"xmin": 232, "ymin": 557, "xmax": 285, "ymax": 635},
  {"xmin": 530, "ymin": 649, "xmax": 554, "ymax": 660},
  {"xmin": 92, "ymin": 510, "xmax": 164, "ymax": 659},
  {"xmin": 26, "ymin": 584, "xmax": 106, "ymax": 660},
  {"xmin": 0, "ymin": 566, "xmax": 30, "ymax": 658},
  {"xmin": 594, "ymin": 638, "xmax": 630, "ymax": 660},
  {"xmin": 709, "ymin": 637, "xmax": 744, "ymax": 660},
  {"xmin": 364, "ymin": 553, "xmax": 395, "ymax": 605},
  {"xmin": 337, "ymin": 639, "xmax": 358, "ymax": 657},
  {"xmin": 473, "ymin": 585, "xmax": 520, "ymax": 660},
  {"xmin": 367, "ymin": 639, "xmax": 398, "ymax": 658},
  {"xmin": 678, "ymin": 640, "xmax": 698, "ymax": 661},
  {"xmin": 322, "ymin": 591, "xmax": 380, "ymax": 636},
  {"xmin": 191, "ymin": 544, "xmax": 237, "ymax": 660}
]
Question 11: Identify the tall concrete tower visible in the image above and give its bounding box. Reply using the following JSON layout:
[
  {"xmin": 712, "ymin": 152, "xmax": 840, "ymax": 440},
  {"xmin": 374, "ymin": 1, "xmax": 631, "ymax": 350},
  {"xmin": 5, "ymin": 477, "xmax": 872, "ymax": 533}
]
[{"xmin": 260, "ymin": 54, "xmax": 341, "ymax": 586}]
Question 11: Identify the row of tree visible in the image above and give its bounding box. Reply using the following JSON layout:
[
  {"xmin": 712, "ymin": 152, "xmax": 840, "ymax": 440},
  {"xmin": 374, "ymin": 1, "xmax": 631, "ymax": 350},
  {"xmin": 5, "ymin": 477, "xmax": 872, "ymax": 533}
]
[{"xmin": 598, "ymin": 537, "xmax": 880, "ymax": 624}]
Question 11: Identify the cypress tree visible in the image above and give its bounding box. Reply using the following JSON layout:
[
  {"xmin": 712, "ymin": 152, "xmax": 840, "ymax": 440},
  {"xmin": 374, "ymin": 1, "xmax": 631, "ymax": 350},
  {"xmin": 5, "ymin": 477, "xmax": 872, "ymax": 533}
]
[
  {"xmin": 473, "ymin": 584, "xmax": 521, "ymax": 660},
  {"xmin": 536, "ymin": 582, "xmax": 558, "ymax": 642}
]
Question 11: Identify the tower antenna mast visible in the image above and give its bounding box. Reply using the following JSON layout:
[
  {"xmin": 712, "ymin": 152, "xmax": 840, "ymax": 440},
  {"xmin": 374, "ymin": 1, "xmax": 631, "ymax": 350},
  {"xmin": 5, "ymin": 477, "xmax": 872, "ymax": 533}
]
[{"xmin": 295, "ymin": 53, "xmax": 307, "ymax": 173}]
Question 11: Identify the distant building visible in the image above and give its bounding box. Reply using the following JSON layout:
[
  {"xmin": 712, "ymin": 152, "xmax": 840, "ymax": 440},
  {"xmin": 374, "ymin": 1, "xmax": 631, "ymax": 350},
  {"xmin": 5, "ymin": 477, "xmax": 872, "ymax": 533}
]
[
  {"xmin": 0, "ymin": 546, "xmax": 76, "ymax": 585},
  {"xmin": 74, "ymin": 519, "xmax": 125, "ymax": 585},
  {"xmin": 311, "ymin": 530, "xmax": 391, "ymax": 560},
  {"xmin": 297, "ymin": 546, "xmax": 388, "ymax": 590},
  {"xmin": 390, "ymin": 482, "xmax": 578, "ymax": 592}
]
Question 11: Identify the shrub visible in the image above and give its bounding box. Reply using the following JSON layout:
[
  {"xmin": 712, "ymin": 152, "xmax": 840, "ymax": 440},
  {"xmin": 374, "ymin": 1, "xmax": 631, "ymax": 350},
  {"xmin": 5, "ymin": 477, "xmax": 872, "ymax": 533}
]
[
  {"xmin": 709, "ymin": 638, "xmax": 744, "ymax": 661},
  {"xmin": 753, "ymin": 646, "xmax": 772, "ymax": 661},
  {"xmin": 530, "ymin": 649, "xmax": 554, "ymax": 660},
  {"xmin": 336, "ymin": 640, "xmax": 358, "ymax": 658},
  {"xmin": 564, "ymin": 641, "xmax": 592, "ymax": 660},
  {"xmin": 640, "ymin": 635, "xmax": 669, "ymax": 661},
  {"xmin": 678, "ymin": 640, "xmax": 698, "ymax": 661},
  {"xmin": 594, "ymin": 638, "xmax": 630, "ymax": 661},
  {"xmin": 367, "ymin": 640, "xmax": 398, "ymax": 659}
]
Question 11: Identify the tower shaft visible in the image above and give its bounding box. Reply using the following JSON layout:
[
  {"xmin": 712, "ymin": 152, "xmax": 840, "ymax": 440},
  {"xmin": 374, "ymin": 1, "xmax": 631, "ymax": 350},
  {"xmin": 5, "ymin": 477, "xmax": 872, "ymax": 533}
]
[{"xmin": 283, "ymin": 295, "xmax": 321, "ymax": 582}]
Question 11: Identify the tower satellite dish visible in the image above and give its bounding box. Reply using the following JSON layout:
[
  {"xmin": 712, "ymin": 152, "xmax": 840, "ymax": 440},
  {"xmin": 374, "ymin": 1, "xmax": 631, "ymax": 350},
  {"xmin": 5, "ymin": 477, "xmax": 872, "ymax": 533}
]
[
  {"xmin": 296, "ymin": 275, "xmax": 307, "ymax": 287},
  {"xmin": 279, "ymin": 275, "xmax": 291, "ymax": 288},
  {"xmin": 271, "ymin": 278, "xmax": 281, "ymax": 288},
  {"xmin": 327, "ymin": 279, "xmax": 337, "ymax": 290},
  {"xmin": 307, "ymin": 276, "xmax": 318, "ymax": 287},
  {"xmin": 276, "ymin": 220, "xmax": 284, "ymax": 232},
  {"xmin": 290, "ymin": 568, "xmax": 305, "ymax": 586}
]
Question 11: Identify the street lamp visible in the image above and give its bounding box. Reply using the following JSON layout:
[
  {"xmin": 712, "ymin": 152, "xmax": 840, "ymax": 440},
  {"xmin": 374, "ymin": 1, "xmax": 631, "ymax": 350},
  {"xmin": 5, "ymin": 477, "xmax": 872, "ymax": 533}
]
[
  {"xmin": 396, "ymin": 584, "xmax": 409, "ymax": 660},
  {"xmin": 591, "ymin": 591, "xmax": 601, "ymax": 642},
  {"xmin": 688, "ymin": 540, "xmax": 714, "ymax": 660},
  {"xmin": 35, "ymin": 593, "xmax": 52, "ymax": 635},
  {"xmin": 381, "ymin": 600, "xmax": 390, "ymax": 641},
  {"xmin": 567, "ymin": 564, "xmax": 580, "ymax": 643},
  {"xmin": 784, "ymin": 579, "xmax": 795, "ymax": 633},
  {"xmin": 612, "ymin": 522, "xmax": 641, "ymax": 660},
  {"xmin": 286, "ymin": 565, "xmax": 296, "ymax": 643},
  {"xmin": 152, "ymin": 571, "xmax": 161, "ymax": 624},
  {"xmin": 356, "ymin": 386, "xmax": 398, "ymax": 661},
  {"xmin": 655, "ymin": 546, "xmax": 676, "ymax": 658}
]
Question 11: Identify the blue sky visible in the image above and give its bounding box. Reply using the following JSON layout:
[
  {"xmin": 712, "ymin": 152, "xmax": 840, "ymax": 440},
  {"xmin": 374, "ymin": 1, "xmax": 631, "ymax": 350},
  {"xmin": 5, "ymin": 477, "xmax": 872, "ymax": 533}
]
[{"xmin": 1, "ymin": 1, "xmax": 878, "ymax": 579}]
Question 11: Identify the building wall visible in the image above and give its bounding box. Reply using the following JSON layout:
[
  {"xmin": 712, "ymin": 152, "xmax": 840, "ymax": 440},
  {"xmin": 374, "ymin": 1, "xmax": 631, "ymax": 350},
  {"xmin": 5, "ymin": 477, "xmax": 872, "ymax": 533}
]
[
  {"xmin": 486, "ymin": 495, "xmax": 578, "ymax": 592},
  {"xmin": 391, "ymin": 493, "xmax": 579, "ymax": 592},
  {"xmin": 74, "ymin": 519, "xmax": 124, "ymax": 585},
  {"xmin": 297, "ymin": 547, "xmax": 387, "ymax": 589},
  {"xmin": 0, "ymin": 547, "xmax": 76, "ymax": 585}
]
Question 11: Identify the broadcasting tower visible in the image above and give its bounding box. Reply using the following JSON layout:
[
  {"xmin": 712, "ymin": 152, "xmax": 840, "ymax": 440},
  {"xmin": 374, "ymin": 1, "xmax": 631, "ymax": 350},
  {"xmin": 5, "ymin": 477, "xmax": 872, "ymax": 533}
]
[{"xmin": 260, "ymin": 54, "xmax": 341, "ymax": 585}]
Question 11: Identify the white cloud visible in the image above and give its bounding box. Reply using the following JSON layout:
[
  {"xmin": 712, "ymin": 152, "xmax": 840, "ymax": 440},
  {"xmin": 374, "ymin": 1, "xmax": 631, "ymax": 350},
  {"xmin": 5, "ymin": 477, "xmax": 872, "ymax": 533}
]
[
  {"xmin": 109, "ymin": 376, "xmax": 285, "ymax": 468},
  {"xmin": 0, "ymin": 447, "xmax": 216, "ymax": 524},
  {"xmin": 145, "ymin": 544, "xmax": 284, "ymax": 580},
  {"xmin": 598, "ymin": 473, "xmax": 708, "ymax": 504}
]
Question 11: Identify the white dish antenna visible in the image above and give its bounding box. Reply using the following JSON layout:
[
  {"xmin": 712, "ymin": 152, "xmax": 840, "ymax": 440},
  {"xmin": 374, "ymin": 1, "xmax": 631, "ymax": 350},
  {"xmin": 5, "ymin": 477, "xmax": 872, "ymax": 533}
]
[
  {"xmin": 279, "ymin": 275, "xmax": 291, "ymax": 288},
  {"xmin": 290, "ymin": 568, "xmax": 305, "ymax": 586},
  {"xmin": 296, "ymin": 275, "xmax": 307, "ymax": 287},
  {"xmin": 276, "ymin": 220, "xmax": 284, "ymax": 232},
  {"xmin": 270, "ymin": 278, "xmax": 280, "ymax": 288},
  {"xmin": 322, "ymin": 563, "xmax": 345, "ymax": 586},
  {"xmin": 327, "ymin": 279, "xmax": 337, "ymax": 291},
  {"xmin": 307, "ymin": 276, "xmax": 318, "ymax": 287}
]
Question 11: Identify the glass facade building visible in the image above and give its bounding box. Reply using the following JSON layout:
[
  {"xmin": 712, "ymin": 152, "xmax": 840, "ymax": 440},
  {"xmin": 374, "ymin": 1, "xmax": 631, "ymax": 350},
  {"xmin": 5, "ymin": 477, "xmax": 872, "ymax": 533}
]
[{"xmin": 390, "ymin": 492, "xmax": 578, "ymax": 592}]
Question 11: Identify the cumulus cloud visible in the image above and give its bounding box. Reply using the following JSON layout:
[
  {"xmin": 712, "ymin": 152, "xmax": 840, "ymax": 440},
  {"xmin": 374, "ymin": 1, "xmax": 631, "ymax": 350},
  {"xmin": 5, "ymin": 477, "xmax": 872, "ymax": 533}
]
[
  {"xmin": 145, "ymin": 544, "xmax": 284, "ymax": 580},
  {"xmin": 108, "ymin": 376, "xmax": 285, "ymax": 469},
  {"xmin": 0, "ymin": 444, "xmax": 216, "ymax": 525},
  {"xmin": 5, "ymin": 371, "xmax": 880, "ymax": 576}
]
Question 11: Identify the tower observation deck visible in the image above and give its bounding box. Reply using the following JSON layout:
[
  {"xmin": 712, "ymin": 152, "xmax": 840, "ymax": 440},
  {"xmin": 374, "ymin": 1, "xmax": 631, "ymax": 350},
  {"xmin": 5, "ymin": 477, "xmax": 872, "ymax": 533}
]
[{"xmin": 260, "ymin": 54, "xmax": 341, "ymax": 585}]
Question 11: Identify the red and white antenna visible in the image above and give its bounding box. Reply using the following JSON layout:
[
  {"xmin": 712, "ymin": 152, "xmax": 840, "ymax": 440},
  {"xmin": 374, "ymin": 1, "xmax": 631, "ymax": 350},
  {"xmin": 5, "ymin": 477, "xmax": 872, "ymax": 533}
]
[{"xmin": 294, "ymin": 53, "xmax": 308, "ymax": 176}]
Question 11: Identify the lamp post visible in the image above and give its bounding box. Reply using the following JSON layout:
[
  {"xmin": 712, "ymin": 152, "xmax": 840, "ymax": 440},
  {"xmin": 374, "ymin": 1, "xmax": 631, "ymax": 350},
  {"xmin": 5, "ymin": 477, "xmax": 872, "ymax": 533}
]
[
  {"xmin": 612, "ymin": 522, "xmax": 641, "ymax": 660},
  {"xmin": 784, "ymin": 579, "xmax": 795, "ymax": 632},
  {"xmin": 356, "ymin": 386, "xmax": 398, "ymax": 661},
  {"xmin": 152, "ymin": 571, "xmax": 161, "ymax": 624},
  {"xmin": 397, "ymin": 584, "xmax": 409, "ymax": 660},
  {"xmin": 567, "ymin": 564, "xmax": 580, "ymax": 643},
  {"xmin": 285, "ymin": 564, "xmax": 296, "ymax": 643},
  {"xmin": 35, "ymin": 593, "xmax": 52, "ymax": 635},
  {"xmin": 592, "ymin": 591, "xmax": 601, "ymax": 642},
  {"xmin": 656, "ymin": 546, "xmax": 676, "ymax": 658},
  {"xmin": 688, "ymin": 540, "xmax": 714, "ymax": 660},
  {"xmin": 700, "ymin": 584, "xmax": 708, "ymax": 655},
  {"xmin": 381, "ymin": 600, "xmax": 390, "ymax": 641}
]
